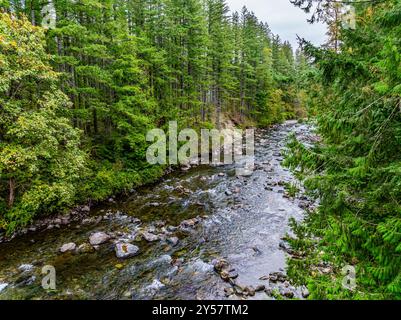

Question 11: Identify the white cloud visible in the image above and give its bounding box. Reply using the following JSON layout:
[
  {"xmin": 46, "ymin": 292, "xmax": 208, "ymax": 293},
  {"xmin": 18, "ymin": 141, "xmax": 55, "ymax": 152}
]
[{"xmin": 225, "ymin": 0, "xmax": 327, "ymax": 49}]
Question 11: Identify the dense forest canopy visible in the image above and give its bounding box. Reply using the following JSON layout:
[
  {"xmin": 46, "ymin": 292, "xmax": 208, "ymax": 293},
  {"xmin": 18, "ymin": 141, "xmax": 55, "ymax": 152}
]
[{"xmin": 0, "ymin": 1, "xmax": 307, "ymax": 233}]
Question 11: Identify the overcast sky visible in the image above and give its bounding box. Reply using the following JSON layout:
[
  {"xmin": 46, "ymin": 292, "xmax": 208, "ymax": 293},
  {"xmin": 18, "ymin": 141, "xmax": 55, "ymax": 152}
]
[{"xmin": 225, "ymin": 0, "xmax": 327, "ymax": 50}]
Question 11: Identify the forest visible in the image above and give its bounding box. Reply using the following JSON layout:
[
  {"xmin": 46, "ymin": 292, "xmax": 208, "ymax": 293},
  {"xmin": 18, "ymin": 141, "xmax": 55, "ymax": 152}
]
[
  {"xmin": 285, "ymin": 0, "xmax": 401, "ymax": 299},
  {"xmin": 0, "ymin": 0, "xmax": 401, "ymax": 301},
  {"xmin": 0, "ymin": 0, "xmax": 305, "ymax": 233}
]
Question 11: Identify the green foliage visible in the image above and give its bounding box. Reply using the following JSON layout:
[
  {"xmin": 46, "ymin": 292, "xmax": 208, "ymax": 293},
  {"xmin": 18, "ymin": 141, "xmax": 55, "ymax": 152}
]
[
  {"xmin": 0, "ymin": 0, "xmax": 306, "ymax": 234},
  {"xmin": 286, "ymin": 0, "xmax": 401, "ymax": 299},
  {"xmin": 0, "ymin": 13, "xmax": 86, "ymax": 233}
]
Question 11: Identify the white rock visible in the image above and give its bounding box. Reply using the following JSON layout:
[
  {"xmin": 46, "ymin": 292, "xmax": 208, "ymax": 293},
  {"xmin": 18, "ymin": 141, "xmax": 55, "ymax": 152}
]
[
  {"xmin": 60, "ymin": 242, "xmax": 77, "ymax": 253},
  {"xmin": 89, "ymin": 232, "xmax": 110, "ymax": 246},
  {"xmin": 18, "ymin": 264, "xmax": 34, "ymax": 273},
  {"xmin": 115, "ymin": 243, "xmax": 140, "ymax": 259},
  {"xmin": 141, "ymin": 231, "xmax": 159, "ymax": 242}
]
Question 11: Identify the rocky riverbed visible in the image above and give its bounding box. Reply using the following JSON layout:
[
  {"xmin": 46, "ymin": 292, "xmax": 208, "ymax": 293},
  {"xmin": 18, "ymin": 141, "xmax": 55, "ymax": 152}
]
[{"xmin": 0, "ymin": 120, "xmax": 317, "ymax": 300}]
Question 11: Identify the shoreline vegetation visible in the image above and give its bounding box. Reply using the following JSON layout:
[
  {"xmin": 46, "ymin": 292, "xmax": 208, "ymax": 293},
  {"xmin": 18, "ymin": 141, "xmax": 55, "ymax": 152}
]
[{"xmin": 285, "ymin": 0, "xmax": 401, "ymax": 300}]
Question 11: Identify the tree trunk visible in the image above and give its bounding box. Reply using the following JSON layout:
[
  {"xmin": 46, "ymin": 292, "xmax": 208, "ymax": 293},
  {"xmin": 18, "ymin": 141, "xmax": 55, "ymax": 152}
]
[{"xmin": 8, "ymin": 178, "xmax": 15, "ymax": 208}]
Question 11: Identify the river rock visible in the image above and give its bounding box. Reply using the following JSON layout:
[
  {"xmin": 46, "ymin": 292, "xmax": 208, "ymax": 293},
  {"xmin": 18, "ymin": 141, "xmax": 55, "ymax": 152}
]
[
  {"xmin": 89, "ymin": 232, "xmax": 111, "ymax": 246},
  {"xmin": 149, "ymin": 202, "xmax": 160, "ymax": 207},
  {"xmin": 180, "ymin": 218, "xmax": 199, "ymax": 229},
  {"xmin": 165, "ymin": 226, "xmax": 177, "ymax": 233},
  {"xmin": 224, "ymin": 287, "xmax": 235, "ymax": 297},
  {"xmin": 115, "ymin": 243, "xmax": 140, "ymax": 259},
  {"xmin": 60, "ymin": 242, "xmax": 77, "ymax": 253},
  {"xmin": 141, "ymin": 231, "xmax": 159, "ymax": 242},
  {"xmin": 61, "ymin": 217, "xmax": 71, "ymax": 225},
  {"xmin": 212, "ymin": 259, "xmax": 229, "ymax": 272},
  {"xmin": 167, "ymin": 237, "xmax": 179, "ymax": 247},
  {"xmin": 77, "ymin": 243, "xmax": 94, "ymax": 254},
  {"xmin": 302, "ymin": 286, "xmax": 310, "ymax": 298},
  {"xmin": 268, "ymin": 272, "xmax": 287, "ymax": 283},
  {"xmin": 255, "ymin": 284, "xmax": 266, "ymax": 292},
  {"xmin": 220, "ymin": 269, "xmax": 238, "ymax": 282},
  {"xmin": 15, "ymin": 274, "xmax": 36, "ymax": 287},
  {"xmin": 81, "ymin": 205, "xmax": 91, "ymax": 212},
  {"xmin": 142, "ymin": 279, "xmax": 165, "ymax": 296},
  {"xmin": 280, "ymin": 288, "xmax": 294, "ymax": 299},
  {"xmin": 18, "ymin": 264, "xmax": 34, "ymax": 273}
]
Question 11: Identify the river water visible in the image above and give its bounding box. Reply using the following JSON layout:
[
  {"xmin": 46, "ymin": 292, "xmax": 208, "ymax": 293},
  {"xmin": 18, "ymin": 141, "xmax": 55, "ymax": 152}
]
[{"xmin": 0, "ymin": 121, "xmax": 315, "ymax": 300}]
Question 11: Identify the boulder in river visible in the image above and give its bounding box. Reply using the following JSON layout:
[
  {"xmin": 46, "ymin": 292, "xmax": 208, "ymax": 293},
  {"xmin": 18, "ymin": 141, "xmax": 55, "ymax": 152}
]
[
  {"xmin": 60, "ymin": 242, "xmax": 77, "ymax": 253},
  {"xmin": 115, "ymin": 243, "xmax": 140, "ymax": 259},
  {"xmin": 89, "ymin": 232, "xmax": 111, "ymax": 246},
  {"xmin": 167, "ymin": 237, "xmax": 179, "ymax": 247},
  {"xmin": 141, "ymin": 231, "xmax": 159, "ymax": 242}
]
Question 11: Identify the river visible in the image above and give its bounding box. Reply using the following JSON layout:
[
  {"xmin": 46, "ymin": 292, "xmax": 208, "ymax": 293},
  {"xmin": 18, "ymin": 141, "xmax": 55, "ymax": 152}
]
[{"xmin": 0, "ymin": 120, "xmax": 316, "ymax": 300}]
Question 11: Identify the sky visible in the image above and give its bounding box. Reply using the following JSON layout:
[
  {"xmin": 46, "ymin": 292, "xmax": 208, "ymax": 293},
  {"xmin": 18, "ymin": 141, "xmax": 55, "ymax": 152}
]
[{"xmin": 225, "ymin": 0, "xmax": 327, "ymax": 50}]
